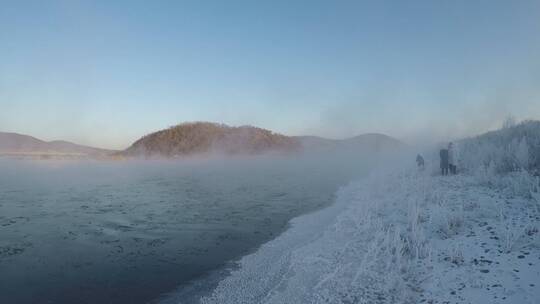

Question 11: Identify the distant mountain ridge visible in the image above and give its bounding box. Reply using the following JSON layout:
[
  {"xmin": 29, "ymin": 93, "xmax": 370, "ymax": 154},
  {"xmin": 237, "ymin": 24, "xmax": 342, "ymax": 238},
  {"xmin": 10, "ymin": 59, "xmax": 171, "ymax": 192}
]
[
  {"xmin": 1, "ymin": 123, "xmax": 405, "ymax": 159},
  {"xmin": 0, "ymin": 132, "xmax": 115, "ymax": 157},
  {"xmin": 295, "ymin": 133, "xmax": 405, "ymax": 154}
]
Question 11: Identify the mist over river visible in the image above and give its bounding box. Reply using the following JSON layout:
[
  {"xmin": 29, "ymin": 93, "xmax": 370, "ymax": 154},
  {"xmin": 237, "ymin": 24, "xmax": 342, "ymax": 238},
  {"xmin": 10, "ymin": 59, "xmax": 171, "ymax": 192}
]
[{"xmin": 0, "ymin": 154, "xmax": 373, "ymax": 304}]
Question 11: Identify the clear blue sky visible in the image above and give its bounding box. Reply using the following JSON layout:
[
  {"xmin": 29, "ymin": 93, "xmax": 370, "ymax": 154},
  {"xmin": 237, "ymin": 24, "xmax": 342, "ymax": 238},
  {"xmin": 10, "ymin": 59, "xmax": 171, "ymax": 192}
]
[{"xmin": 1, "ymin": 0, "xmax": 539, "ymax": 149}]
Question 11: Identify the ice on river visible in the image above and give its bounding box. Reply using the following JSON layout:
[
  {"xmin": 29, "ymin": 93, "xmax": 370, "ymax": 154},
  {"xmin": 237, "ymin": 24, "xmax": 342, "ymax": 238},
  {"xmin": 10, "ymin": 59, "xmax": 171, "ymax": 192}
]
[{"xmin": 0, "ymin": 156, "xmax": 369, "ymax": 304}]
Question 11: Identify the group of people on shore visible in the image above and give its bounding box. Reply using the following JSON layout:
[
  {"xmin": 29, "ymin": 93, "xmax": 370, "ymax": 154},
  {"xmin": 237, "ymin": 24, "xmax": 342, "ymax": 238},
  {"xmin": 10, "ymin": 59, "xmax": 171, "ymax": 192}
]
[{"xmin": 415, "ymin": 142, "xmax": 457, "ymax": 176}]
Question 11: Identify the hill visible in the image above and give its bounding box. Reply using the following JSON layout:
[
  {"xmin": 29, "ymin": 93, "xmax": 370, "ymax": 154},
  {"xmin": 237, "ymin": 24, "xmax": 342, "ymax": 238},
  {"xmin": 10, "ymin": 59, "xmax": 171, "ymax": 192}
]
[
  {"xmin": 123, "ymin": 122, "xmax": 302, "ymax": 158},
  {"xmin": 0, "ymin": 132, "xmax": 115, "ymax": 158}
]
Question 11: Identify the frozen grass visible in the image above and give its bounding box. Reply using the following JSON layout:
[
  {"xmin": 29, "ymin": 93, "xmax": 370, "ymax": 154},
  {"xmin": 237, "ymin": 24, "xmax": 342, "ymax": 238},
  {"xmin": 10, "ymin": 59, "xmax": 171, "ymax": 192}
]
[{"xmin": 191, "ymin": 163, "xmax": 540, "ymax": 304}]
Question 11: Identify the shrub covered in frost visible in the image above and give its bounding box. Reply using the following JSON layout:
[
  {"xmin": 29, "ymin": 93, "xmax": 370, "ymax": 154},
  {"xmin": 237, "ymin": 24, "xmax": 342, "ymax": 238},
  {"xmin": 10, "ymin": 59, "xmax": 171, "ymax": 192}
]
[
  {"xmin": 451, "ymin": 120, "xmax": 540, "ymax": 199},
  {"xmin": 457, "ymin": 120, "xmax": 540, "ymax": 175}
]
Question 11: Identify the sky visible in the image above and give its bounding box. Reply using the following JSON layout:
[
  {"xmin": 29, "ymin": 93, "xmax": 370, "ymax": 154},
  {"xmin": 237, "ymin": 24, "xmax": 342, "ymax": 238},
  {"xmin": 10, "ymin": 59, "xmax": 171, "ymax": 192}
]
[{"xmin": 1, "ymin": 0, "xmax": 540, "ymax": 149}]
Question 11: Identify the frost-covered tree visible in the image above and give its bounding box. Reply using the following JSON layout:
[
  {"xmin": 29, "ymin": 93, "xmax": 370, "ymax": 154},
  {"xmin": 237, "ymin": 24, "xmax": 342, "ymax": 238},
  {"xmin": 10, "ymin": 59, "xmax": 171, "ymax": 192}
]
[
  {"xmin": 502, "ymin": 115, "xmax": 516, "ymax": 129},
  {"xmin": 457, "ymin": 120, "xmax": 540, "ymax": 174}
]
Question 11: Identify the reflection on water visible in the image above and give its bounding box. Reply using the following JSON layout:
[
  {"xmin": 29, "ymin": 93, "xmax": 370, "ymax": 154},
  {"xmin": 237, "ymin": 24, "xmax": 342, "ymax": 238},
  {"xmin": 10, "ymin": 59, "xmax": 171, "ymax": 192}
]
[{"xmin": 0, "ymin": 156, "xmax": 369, "ymax": 304}]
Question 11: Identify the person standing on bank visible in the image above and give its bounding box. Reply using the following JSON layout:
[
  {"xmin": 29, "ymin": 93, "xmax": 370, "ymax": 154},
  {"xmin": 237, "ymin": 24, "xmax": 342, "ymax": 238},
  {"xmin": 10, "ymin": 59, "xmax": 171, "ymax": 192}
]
[
  {"xmin": 416, "ymin": 154, "xmax": 425, "ymax": 170},
  {"xmin": 440, "ymin": 147, "xmax": 449, "ymax": 176},
  {"xmin": 448, "ymin": 142, "xmax": 456, "ymax": 174}
]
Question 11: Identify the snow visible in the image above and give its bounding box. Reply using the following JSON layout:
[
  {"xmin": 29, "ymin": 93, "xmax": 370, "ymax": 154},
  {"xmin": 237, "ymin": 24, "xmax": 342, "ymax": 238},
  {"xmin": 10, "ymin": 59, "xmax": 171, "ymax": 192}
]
[
  {"xmin": 190, "ymin": 166, "xmax": 540, "ymax": 304},
  {"xmin": 418, "ymin": 174, "xmax": 540, "ymax": 304},
  {"xmin": 177, "ymin": 122, "xmax": 540, "ymax": 303}
]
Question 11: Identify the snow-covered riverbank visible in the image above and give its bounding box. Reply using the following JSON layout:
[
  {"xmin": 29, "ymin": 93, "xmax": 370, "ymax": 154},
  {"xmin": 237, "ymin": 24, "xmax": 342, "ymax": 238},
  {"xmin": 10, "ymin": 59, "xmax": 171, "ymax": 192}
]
[
  {"xmin": 419, "ymin": 173, "xmax": 540, "ymax": 303},
  {"xmin": 189, "ymin": 167, "xmax": 539, "ymax": 304},
  {"xmin": 173, "ymin": 121, "xmax": 540, "ymax": 303}
]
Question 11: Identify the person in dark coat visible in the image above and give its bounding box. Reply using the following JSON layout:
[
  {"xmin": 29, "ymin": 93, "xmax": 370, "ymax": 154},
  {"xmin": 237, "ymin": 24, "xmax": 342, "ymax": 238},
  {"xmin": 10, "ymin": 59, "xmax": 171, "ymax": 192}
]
[
  {"xmin": 448, "ymin": 142, "xmax": 457, "ymax": 174},
  {"xmin": 416, "ymin": 154, "xmax": 425, "ymax": 170},
  {"xmin": 440, "ymin": 148, "xmax": 449, "ymax": 176}
]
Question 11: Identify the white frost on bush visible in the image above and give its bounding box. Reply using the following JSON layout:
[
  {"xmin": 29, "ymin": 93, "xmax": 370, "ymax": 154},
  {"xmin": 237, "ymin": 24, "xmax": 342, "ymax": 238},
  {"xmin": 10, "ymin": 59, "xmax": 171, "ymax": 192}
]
[{"xmin": 458, "ymin": 120, "xmax": 540, "ymax": 175}]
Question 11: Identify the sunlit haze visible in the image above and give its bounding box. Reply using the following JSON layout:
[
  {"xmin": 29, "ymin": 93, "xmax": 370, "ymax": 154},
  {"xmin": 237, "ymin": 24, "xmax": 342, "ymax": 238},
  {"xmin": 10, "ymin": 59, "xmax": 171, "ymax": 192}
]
[{"xmin": 2, "ymin": 0, "xmax": 540, "ymax": 149}]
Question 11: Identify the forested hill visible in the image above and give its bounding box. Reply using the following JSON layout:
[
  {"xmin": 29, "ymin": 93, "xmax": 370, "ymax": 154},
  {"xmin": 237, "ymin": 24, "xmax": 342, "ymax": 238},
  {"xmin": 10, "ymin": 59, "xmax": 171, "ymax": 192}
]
[{"xmin": 123, "ymin": 122, "xmax": 301, "ymax": 158}]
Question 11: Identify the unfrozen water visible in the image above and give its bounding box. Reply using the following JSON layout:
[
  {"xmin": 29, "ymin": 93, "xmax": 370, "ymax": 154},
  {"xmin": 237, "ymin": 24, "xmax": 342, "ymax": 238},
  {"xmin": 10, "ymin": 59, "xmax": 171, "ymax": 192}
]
[{"xmin": 0, "ymin": 155, "xmax": 370, "ymax": 304}]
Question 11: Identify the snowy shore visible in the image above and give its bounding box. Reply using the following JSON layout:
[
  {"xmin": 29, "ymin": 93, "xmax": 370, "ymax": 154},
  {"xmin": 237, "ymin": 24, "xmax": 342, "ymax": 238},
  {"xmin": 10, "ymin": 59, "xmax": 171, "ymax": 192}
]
[
  {"xmin": 172, "ymin": 122, "xmax": 540, "ymax": 304},
  {"xmin": 183, "ymin": 167, "xmax": 540, "ymax": 304},
  {"xmin": 420, "ymin": 173, "xmax": 540, "ymax": 303}
]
